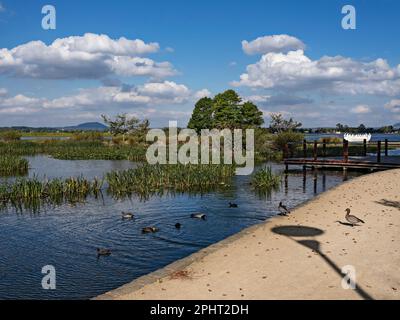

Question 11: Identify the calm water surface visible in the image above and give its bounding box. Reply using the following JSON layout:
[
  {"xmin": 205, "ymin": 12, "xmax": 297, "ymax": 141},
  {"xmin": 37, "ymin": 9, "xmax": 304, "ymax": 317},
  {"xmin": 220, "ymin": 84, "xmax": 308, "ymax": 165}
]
[{"xmin": 0, "ymin": 156, "xmax": 363, "ymax": 299}]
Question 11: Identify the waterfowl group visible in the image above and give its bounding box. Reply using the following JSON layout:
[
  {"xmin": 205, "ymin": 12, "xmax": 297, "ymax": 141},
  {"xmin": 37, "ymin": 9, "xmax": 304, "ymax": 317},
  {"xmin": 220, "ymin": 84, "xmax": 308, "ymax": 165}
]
[
  {"xmin": 278, "ymin": 201, "xmax": 290, "ymax": 216},
  {"xmin": 345, "ymin": 208, "xmax": 365, "ymax": 226}
]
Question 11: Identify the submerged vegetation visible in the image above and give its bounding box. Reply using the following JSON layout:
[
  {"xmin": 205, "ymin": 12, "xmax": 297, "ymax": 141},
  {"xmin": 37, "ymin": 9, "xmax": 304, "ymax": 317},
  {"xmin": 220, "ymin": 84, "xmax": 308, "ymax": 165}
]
[
  {"xmin": 106, "ymin": 164, "xmax": 236, "ymax": 197},
  {"xmin": 251, "ymin": 166, "xmax": 281, "ymax": 191},
  {"xmin": 0, "ymin": 156, "xmax": 29, "ymax": 176}
]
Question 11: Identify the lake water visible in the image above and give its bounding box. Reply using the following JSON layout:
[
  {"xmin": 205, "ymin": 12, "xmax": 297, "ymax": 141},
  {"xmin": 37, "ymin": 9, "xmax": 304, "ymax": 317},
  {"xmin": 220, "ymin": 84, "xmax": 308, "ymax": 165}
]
[
  {"xmin": 305, "ymin": 133, "xmax": 400, "ymax": 142},
  {"xmin": 0, "ymin": 156, "xmax": 364, "ymax": 299}
]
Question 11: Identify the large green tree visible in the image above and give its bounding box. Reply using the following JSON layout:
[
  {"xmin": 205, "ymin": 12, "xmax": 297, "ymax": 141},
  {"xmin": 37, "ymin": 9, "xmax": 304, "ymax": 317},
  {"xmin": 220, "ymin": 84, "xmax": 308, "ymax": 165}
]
[
  {"xmin": 187, "ymin": 97, "xmax": 213, "ymax": 132},
  {"xmin": 187, "ymin": 89, "xmax": 264, "ymax": 131}
]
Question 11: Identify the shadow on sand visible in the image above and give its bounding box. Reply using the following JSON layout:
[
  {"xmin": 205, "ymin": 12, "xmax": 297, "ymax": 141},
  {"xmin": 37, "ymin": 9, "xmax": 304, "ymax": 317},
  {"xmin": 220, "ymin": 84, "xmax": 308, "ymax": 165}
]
[
  {"xmin": 375, "ymin": 199, "xmax": 400, "ymax": 210},
  {"xmin": 271, "ymin": 225, "xmax": 373, "ymax": 300}
]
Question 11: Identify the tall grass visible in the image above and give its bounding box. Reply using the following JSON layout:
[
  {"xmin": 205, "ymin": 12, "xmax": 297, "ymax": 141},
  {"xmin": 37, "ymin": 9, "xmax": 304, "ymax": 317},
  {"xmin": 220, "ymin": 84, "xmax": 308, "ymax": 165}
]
[
  {"xmin": 0, "ymin": 176, "xmax": 103, "ymax": 211},
  {"xmin": 0, "ymin": 140, "xmax": 147, "ymax": 161},
  {"xmin": 0, "ymin": 156, "xmax": 29, "ymax": 176},
  {"xmin": 251, "ymin": 166, "xmax": 281, "ymax": 190},
  {"xmin": 106, "ymin": 163, "xmax": 236, "ymax": 197}
]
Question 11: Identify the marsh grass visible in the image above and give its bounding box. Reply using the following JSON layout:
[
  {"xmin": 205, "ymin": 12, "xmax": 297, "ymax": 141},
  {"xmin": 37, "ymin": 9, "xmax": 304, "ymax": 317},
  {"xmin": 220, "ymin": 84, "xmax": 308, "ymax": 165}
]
[
  {"xmin": 0, "ymin": 176, "xmax": 103, "ymax": 212},
  {"xmin": 0, "ymin": 141, "xmax": 147, "ymax": 161},
  {"xmin": 251, "ymin": 166, "xmax": 281, "ymax": 190},
  {"xmin": 0, "ymin": 156, "xmax": 29, "ymax": 176},
  {"xmin": 106, "ymin": 163, "xmax": 236, "ymax": 197}
]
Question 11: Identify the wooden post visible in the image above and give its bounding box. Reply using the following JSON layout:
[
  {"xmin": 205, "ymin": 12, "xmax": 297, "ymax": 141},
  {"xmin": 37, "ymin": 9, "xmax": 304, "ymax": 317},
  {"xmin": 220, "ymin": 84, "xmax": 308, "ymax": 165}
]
[
  {"xmin": 313, "ymin": 141, "xmax": 318, "ymax": 161},
  {"xmin": 322, "ymin": 141, "xmax": 326, "ymax": 158},
  {"xmin": 343, "ymin": 139, "xmax": 349, "ymax": 163},
  {"xmin": 377, "ymin": 141, "xmax": 381, "ymax": 163},
  {"xmin": 283, "ymin": 143, "xmax": 289, "ymax": 159},
  {"xmin": 303, "ymin": 139, "xmax": 307, "ymax": 158},
  {"xmin": 385, "ymin": 139, "xmax": 388, "ymax": 157},
  {"xmin": 363, "ymin": 139, "xmax": 367, "ymax": 157}
]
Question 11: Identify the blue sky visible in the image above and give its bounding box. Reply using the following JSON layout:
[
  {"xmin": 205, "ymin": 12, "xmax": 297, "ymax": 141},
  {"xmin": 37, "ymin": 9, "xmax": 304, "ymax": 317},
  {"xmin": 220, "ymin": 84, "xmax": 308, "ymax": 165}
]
[{"xmin": 1, "ymin": 0, "xmax": 400, "ymax": 127}]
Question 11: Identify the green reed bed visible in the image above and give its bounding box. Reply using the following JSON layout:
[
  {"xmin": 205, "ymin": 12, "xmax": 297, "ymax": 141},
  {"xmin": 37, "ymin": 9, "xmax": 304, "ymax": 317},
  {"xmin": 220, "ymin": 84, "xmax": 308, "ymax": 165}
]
[
  {"xmin": 0, "ymin": 176, "xmax": 103, "ymax": 211},
  {"xmin": 251, "ymin": 166, "xmax": 281, "ymax": 190},
  {"xmin": 0, "ymin": 155, "xmax": 29, "ymax": 176},
  {"xmin": 0, "ymin": 140, "xmax": 147, "ymax": 161},
  {"xmin": 106, "ymin": 163, "xmax": 236, "ymax": 197}
]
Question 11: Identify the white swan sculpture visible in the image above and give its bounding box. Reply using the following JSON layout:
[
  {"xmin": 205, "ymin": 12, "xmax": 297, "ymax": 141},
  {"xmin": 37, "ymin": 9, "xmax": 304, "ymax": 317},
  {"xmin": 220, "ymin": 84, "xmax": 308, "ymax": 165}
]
[{"xmin": 343, "ymin": 133, "xmax": 372, "ymax": 143}]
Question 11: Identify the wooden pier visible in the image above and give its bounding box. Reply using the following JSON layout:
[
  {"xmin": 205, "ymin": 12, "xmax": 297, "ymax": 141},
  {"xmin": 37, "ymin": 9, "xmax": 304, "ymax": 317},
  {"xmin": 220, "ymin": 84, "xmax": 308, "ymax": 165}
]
[{"xmin": 284, "ymin": 139, "xmax": 400, "ymax": 171}]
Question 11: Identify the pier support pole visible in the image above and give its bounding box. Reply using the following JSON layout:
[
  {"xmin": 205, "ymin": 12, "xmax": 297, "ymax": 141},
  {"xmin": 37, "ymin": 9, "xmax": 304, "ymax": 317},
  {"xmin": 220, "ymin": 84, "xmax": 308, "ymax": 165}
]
[
  {"xmin": 363, "ymin": 139, "xmax": 367, "ymax": 157},
  {"xmin": 377, "ymin": 141, "xmax": 381, "ymax": 163},
  {"xmin": 323, "ymin": 141, "xmax": 326, "ymax": 158},
  {"xmin": 385, "ymin": 139, "xmax": 388, "ymax": 157},
  {"xmin": 343, "ymin": 139, "xmax": 349, "ymax": 163},
  {"xmin": 303, "ymin": 140, "xmax": 307, "ymax": 158},
  {"xmin": 313, "ymin": 141, "xmax": 318, "ymax": 161}
]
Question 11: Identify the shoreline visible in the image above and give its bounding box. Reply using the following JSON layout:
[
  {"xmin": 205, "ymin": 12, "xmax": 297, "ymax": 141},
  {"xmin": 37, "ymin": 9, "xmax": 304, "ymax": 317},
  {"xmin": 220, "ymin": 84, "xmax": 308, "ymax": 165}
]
[{"xmin": 96, "ymin": 169, "xmax": 400, "ymax": 300}]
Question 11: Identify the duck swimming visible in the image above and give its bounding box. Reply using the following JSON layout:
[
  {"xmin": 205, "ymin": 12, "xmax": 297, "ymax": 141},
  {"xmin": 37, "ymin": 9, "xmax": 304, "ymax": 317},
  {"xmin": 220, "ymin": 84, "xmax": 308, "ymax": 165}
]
[
  {"xmin": 142, "ymin": 227, "xmax": 159, "ymax": 234},
  {"xmin": 191, "ymin": 213, "xmax": 206, "ymax": 220},
  {"xmin": 175, "ymin": 223, "xmax": 182, "ymax": 229},
  {"xmin": 97, "ymin": 248, "xmax": 112, "ymax": 256},
  {"xmin": 229, "ymin": 202, "xmax": 238, "ymax": 208},
  {"xmin": 121, "ymin": 212, "xmax": 134, "ymax": 220}
]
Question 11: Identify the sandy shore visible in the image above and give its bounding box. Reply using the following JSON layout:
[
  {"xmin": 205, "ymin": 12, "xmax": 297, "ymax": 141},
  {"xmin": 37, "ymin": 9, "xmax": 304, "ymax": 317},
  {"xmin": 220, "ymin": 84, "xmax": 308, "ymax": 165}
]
[{"xmin": 97, "ymin": 169, "xmax": 400, "ymax": 300}]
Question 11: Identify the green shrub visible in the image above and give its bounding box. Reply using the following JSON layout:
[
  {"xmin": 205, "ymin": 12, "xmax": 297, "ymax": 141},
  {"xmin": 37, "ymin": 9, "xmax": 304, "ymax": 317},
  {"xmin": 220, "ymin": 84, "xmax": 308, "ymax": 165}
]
[
  {"xmin": 71, "ymin": 131, "xmax": 103, "ymax": 141},
  {"xmin": 272, "ymin": 131, "xmax": 304, "ymax": 154},
  {"xmin": 0, "ymin": 130, "xmax": 22, "ymax": 141},
  {"xmin": 317, "ymin": 136, "xmax": 342, "ymax": 144}
]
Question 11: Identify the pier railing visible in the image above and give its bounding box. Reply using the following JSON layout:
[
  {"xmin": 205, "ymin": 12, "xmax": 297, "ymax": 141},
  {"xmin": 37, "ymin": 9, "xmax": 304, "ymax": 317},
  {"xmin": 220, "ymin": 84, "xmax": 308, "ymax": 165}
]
[{"xmin": 283, "ymin": 139, "xmax": 400, "ymax": 163}]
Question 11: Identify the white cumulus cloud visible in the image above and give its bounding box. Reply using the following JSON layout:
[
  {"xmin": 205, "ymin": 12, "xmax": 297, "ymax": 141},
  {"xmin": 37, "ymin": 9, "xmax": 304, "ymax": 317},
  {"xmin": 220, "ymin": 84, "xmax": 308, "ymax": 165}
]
[
  {"xmin": 351, "ymin": 105, "xmax": 371, "ymax": 114},
  {"xmin": 385, "ymin": 99, "xmax": 400, "ymax": 113},
  {"xmin": 194, "ymin": 89, "xmax": 211, "ymax": 99},
  {"xmin": 0, "ymin": 33, "xmax": 176, "ymax": 79},
  {"xmin": 232, "ymin": 49, "xmax": 400, "ymax": 96},
  {"xmin": 242, "ymin": 34, "xmax": 305, "ymax": 55}
]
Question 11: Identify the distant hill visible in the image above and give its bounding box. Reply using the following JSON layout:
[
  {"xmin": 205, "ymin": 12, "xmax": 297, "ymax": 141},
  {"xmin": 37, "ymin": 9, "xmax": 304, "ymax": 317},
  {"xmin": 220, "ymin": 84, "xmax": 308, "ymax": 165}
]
[{"xmin": 60, "ymin": 122, "xmax": 108, "ymax": 131}]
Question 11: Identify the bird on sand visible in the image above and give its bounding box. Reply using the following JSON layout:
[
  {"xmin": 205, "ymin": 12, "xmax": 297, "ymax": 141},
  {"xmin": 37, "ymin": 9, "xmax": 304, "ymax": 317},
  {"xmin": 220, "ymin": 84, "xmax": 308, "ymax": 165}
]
[
  {"xmin": 278, "ymin": 202, "xmax": 290, "ymax": 216},
  {"xmin": 142, "ymin": 227, "xmax": 159, "ymax": 234},
  {"xmin": 97, "ymin": 248, "xmax": 111, "ymax": 256},
  {"xmin": 191, "ymin": 213, "xmax": 207, "ymax": 220},
  {"xmin": 229, "ymin": 202, "xmax": 238, "ymax": 208},
  {"xmin": 345, "ymin": 208, "xmax": 365, "ymax": 226},
  {"xmin": 121, "ymin": 212, "xmax": 134, "ymax": 220}
]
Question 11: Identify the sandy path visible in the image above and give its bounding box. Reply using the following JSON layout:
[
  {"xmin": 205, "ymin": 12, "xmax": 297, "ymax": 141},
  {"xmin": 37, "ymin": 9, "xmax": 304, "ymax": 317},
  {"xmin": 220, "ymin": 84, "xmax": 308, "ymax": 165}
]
[{"xmin": 97, "ymin": 169, "xmax": 400, "ymax": 300}]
